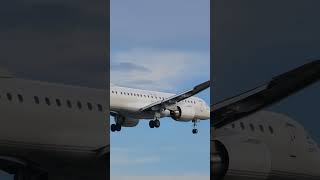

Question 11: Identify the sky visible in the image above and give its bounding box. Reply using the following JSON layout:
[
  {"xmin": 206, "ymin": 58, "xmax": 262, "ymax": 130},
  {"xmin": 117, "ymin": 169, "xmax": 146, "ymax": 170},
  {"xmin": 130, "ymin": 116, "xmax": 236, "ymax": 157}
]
[
  {"xmin": 212, "ymin": 0, "xmax": 320, "ymax": 142},
  {"xmin": 110, "ymin": 0, "xmax": 210, "ymax": 179}
]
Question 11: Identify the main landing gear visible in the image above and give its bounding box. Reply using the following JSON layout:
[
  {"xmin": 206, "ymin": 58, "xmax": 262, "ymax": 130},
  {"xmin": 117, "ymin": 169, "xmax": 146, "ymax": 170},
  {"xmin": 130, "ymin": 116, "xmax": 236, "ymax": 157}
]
[
  {"xmin": 111, "ymin": 123, "xmax": 122, "ymax": 132},
  {"xmin": 149, "ymin": 119, "xmax": 160, "ymax": 128},
  {"xmin": 192, "ymin": 120, "xmax": 199, "ymax": 134},
  {"xmin": 149, "ymin": 112, "xmax": 161, "ymax": 128}
]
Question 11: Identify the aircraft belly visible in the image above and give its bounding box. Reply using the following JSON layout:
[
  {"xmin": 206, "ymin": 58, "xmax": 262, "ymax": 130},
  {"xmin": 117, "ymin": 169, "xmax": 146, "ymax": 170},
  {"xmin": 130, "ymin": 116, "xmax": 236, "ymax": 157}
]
[
  {"xmin": 223, "ymin": 170, "xmax": 320, "ymax": 180},
  {"xmin": 223, "ymin": 174, "xmax": 266, "ymax": 180},
  {"xmin": 114, "ymin": 107, "xmax": 171, "ymax": 120},
  {"xmin": 0, "ymin": 102, "xmax": 108, "ymax": 151}
]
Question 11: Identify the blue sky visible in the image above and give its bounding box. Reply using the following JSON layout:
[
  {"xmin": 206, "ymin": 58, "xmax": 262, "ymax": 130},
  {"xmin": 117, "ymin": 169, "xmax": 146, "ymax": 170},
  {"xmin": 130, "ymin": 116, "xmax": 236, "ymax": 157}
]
[{"xmin": 110, "ymin": 0, "xmax": 210, "ymax": 179}]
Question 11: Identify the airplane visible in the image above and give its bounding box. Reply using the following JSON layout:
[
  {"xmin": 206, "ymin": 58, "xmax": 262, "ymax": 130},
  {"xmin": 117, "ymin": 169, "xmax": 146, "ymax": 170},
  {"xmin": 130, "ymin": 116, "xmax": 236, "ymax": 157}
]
[
  {"xmin": 0, "ymin": 71, "xmax": 109, "ymax": 180},
  {"xmin": 110, "ymin": 81, "xmax": 210, "ymax": 134},
  {"xmin": 211, "ymin": 60, "xmax": 320, "ymax": 180}
]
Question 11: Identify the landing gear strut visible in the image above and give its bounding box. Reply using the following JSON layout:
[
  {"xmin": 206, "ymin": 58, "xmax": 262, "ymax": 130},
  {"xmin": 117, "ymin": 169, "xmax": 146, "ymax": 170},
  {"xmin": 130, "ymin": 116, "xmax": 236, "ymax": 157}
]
[
  {"xmin": 111, "ymin": 123, "xmax": 121, "ymax": 132},
  {"xmin": 192, "ymin": 120, "xmax": 198, "ymax": 134}
]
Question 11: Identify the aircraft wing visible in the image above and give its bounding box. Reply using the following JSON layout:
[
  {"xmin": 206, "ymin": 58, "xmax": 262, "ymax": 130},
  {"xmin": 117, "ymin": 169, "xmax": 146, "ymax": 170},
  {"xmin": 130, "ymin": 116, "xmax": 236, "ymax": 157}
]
[
  {"xmin": 212, "ymin": 60, "xmax": 320, "ymax": 128},
  {"xmin": 140, "ymin": 80, "xmax": 210, "ymax": 112}
]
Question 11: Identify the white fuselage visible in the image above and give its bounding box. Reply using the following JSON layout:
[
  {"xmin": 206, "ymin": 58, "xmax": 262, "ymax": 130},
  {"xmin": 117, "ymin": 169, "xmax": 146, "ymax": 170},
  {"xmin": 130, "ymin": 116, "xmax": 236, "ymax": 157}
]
[
  {"xmin": 110, "ymin": 85, "xmax": 210, "ymax": 121},
  {"xmin": 212, "ymin": 111, "xmax": 320, "ymax": 180},
  {"xmin": 0, "ymin": 77, "xmax": 108, "ymax": 156}
]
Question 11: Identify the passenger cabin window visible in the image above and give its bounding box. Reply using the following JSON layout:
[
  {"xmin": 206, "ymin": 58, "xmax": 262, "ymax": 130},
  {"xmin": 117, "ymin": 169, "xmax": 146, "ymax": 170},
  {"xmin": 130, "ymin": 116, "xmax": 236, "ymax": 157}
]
[
  {"xmin": 259, "ymin": 125, "xmax": 264, "ymax": 132},
  {"xmin": 250, "ymin": 124, "xmax": 255, "ymax": 131},
  {"xmin": 34, "ymin": 96, "xmax": 40, "ymax": 104},
  {"xmin": 67, "ymin": 100, "xmax": 72, "ymax": 108},
  {"xmin": 56, "ymin": 99, "xmax": 61, "ymax": 106},
  {"xmin": 97, "ymin": 104, "xmax": 103, "ymax": 112},
  {"xmin": 17, "ymin": 94, "xmax": 23, "ymax": 102},
  {"xmin": 269, "ymin": 126, "xmax": 274, "ymax": 134},
  {"xmin": 77, "ymin": 101, "xmax": 82, "ymax": 109},
  {"xmin": 87, "ymin": 102, "xmax": 93, "ymax": 110},
  {"xmin": 7, "ymin": 93, "xmax": 12, "ymax": 101},
  {"xmin": 45, "ymin": 97, "xmax": 51, "ymax": 105},
  {"xmin": 240, "ymin": 122, "xmax": 245, "ymax": 130}
]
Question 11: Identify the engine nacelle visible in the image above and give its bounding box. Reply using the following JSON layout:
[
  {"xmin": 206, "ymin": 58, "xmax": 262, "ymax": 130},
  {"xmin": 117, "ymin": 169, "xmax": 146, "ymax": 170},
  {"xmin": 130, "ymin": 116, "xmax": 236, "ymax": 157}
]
[
  {"xmin": 170, "ymin": 106, "xmax": 195, "ymax": 121},
  {"xmin": 211, "ymin": 140, "xmax": 229, "ymax": 180},
  {"xmin": 211, "ymin": 136, "xmax": 271, "ymax": 179},
  {"xmin": 115, "ymin": 115, "xmax": 139, "ymax": 127}
]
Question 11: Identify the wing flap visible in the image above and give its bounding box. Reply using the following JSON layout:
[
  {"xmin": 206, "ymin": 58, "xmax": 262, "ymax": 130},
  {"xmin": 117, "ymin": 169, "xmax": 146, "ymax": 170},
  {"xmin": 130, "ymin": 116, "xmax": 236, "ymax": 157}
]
[{"xmin": 140, "ymin": 80, "xmax": 210, "ymax": 112}]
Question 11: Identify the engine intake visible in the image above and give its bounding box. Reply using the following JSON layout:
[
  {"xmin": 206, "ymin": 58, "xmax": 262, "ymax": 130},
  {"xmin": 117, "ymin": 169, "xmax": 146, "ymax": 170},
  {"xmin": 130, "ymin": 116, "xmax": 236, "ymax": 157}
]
[
  {"xmin": 170, "ymin": 106, "xmax": 196, "ymax": 121},
  {"xmin": 211, "ymin": 140, "xmax": 229, "ymax": 179},
  {"xmin": 170, "ymin": 106, "xmax": 181, "ymax": 120}
]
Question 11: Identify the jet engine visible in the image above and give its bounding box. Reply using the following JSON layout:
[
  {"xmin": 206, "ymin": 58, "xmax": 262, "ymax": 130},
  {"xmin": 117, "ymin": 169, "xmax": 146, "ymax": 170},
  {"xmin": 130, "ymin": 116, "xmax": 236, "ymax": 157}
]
[
  {"xmin": 211, "ymin": 135, "xmax": 272, "ymax": 179},
  {"xmin": 0, "ymin": 156, "xmax": 47, "ymax": 179},
  {"xmin": 114, "ymin": 114, "xmax": 139, "ymax": 127},
  {"xmin": 211, "ymin": 140, "xmax": 229, "ymax": 180},
  {"xmin": 170, "ymin": 106, "xmax": 195, "ymax": 121}
]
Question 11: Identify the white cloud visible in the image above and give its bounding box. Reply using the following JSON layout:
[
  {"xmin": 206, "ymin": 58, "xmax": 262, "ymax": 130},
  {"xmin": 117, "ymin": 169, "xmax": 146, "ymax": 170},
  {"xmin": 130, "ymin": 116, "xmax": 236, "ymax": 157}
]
[
  {"xmin": 111, "ymin": 0, "xmax": 210, "ymax": 45},
  {"xmin": 110, "ymin": 48, "xmax": 209, "ymax": 91},
  {"xmin": 111, "ymin": 146, "xmax": 161, "ymax": 166},
  {"xmin": 111, "ymin": 154, "xmax": 161, "ymax": 165}
]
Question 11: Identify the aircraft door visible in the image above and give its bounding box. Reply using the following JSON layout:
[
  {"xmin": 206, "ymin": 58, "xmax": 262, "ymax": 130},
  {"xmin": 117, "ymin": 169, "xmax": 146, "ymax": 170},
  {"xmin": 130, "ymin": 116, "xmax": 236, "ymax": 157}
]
[
  {"xmin": 199, "ymin": 101, "xmax": 204, "ymax": 112},
  {"xmin": 286, "ymin": 123, "xmax": 297, "ymax": 158}
]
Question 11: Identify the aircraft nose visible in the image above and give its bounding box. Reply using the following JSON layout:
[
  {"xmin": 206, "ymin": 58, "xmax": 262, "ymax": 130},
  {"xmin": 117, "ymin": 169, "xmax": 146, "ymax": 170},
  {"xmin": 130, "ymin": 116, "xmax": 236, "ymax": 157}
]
[
  {"xmin": 206, "ymin": 107, "xmax": 210, "ymax": 119},
  {"xmin": 198, "ymin": 105, "xmax": 210, "ymax": 120}
]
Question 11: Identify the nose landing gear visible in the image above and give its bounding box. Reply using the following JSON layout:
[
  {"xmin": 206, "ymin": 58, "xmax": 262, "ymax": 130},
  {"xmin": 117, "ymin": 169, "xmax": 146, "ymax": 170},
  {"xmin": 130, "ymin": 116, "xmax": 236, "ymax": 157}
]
[
  {"xmin": 192, "ymin": 129, "xmax": 198, "ymax": 134},
  {"xmin": 192, "ymin": 120, "xmax": 199, "ymax": 134}
]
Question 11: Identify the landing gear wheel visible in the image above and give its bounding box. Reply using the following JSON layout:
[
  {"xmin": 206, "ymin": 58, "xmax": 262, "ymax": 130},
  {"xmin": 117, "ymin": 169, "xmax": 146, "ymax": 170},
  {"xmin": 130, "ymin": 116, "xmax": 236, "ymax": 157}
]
[
  {"xmin": 192, "ymin": 119, "xmax": 199, "ymax": 134},
  {"xmin": 154, "ymin": 119, "xmax": 160, "ymax": 128},
  {"xmin": 192, "ymin": 129, "xmax": 198, "ymax": 134},
  {"xmin": 116, "ymin": 123, "xmax": 122, "ymax": 131},
  {"xmin": 111, "ymin": 124, "xmax": 116, "ymax": 132},
  {"xmin": 111, "ymin": 123, "xmax": 121, "ymax": 132},
  {"xmin": 149, "ymin": 120, "xmax": 155, "ymax": 128}
]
